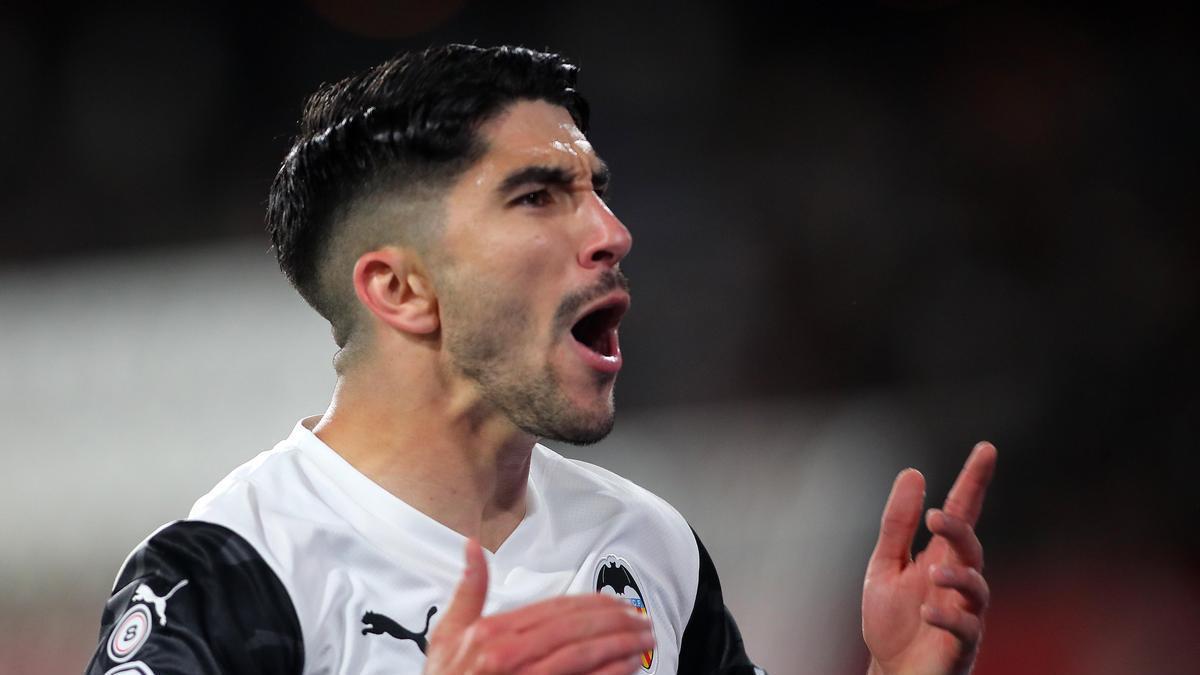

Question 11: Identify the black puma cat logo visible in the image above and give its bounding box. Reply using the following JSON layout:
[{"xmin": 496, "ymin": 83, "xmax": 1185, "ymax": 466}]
[{"xmin": 361, "ymin": 606, "xmax": 438, "ymax": 654}]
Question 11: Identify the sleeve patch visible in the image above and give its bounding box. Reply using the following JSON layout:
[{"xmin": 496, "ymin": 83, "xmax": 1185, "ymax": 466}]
[
  {"xmin": 105, "ymin": 661, "xmax": 155, "ymax": 675},
  {"xmin": 107, "ymin": 604, "xmax": 154, "ymax": 662}
]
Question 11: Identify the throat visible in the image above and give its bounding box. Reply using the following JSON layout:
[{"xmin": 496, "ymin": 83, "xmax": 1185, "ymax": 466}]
[
  {"xmin": 477, "ymin": 506, "xmax": 528, "ymax": 553},
  {"xmin": 312, "ymin": 400, "xmax": 535, "ymax": 554}
]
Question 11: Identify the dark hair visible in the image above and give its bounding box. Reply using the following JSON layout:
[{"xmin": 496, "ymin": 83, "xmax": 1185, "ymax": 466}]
[{"xmin": 266, "ymin": 44, "xmax": 589, "ymax": 349}]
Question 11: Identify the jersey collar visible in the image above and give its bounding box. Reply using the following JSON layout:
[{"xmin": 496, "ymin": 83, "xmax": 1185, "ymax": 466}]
[{"xmin": 284, "ymin": 416, "xmax": 547, "ymax": 575}]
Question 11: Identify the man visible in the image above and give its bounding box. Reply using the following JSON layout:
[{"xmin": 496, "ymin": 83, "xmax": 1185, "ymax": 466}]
[{"xmin": 86, "ymin": 44, "xmax": 995, "ymax": 675}]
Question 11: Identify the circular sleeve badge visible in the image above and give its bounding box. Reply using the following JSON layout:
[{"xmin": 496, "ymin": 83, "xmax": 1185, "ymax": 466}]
[{"xmin": 107, "ymin": 603, "xmax": 154, "ymax": 663}]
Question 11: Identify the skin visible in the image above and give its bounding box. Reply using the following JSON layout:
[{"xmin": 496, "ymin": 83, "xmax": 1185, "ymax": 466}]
[
  {"xmin": 310, "ymin": 98, "xmax": 997, "ymax": 674},
  {"xmin": 863, "ymin": 441, "xmax": 998, "ymax": 675},
  {"xmin": 425, "ymin": 539, "xmax": 654, "ymax": 675},
  {"xmin": 312, "ymin": 100, "xmax": 643, "ymax": 673}
]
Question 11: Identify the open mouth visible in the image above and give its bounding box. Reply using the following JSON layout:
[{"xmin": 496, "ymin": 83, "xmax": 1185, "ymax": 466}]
[
  {"xmin": 571, "ymin": 304, "xmax": 622, "ymax": 356},
  {"xmin": 569, "ymin": 295, "xmax": 629, "ymax": 361}
]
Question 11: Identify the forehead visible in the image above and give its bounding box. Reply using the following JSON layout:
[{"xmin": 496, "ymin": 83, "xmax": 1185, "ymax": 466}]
[{"xmin": 466, "ymin": 99, "xmax": 600, "ymax": 184}]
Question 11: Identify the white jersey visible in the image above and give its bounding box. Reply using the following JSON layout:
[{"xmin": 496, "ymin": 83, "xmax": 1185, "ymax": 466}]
[{"xmin": 86, "ymin": 418, "xmax": 762, "ymax": 675}]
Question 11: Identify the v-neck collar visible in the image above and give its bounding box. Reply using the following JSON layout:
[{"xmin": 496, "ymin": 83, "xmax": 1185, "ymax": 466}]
[{"xmin": 285, "ymin": 416, "xmax": 546, "ymax": 575}]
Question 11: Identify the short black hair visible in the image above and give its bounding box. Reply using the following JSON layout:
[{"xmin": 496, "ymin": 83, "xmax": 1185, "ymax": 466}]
[{"xmin": 266, "ymin": 44, "xmax": 589, "ymax": 350}]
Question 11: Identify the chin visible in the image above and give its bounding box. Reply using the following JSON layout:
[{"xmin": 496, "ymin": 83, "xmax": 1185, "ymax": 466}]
[
  {"xmin": 488, "ymin": 360, "xmax": 618, "ymax": 445},
  {"xmin": 523, "ymin": 397, "xmax": 616, "ymax": 446},
  {"xmin": 540, "ymin": 420, "xmax": 614, "ymax": 446},
  {"xmin": 558, "ymin": 410, "xmax": 616, "ymax": 446}
]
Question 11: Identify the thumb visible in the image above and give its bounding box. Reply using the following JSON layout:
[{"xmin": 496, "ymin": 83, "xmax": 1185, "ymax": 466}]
[
  {"xmin": 437, "ymin": 539, "xmax": 488, "ymax": 633},
  {"xmin": 866, "ymin": 468, "xmax": 925, "ymax": 576}
]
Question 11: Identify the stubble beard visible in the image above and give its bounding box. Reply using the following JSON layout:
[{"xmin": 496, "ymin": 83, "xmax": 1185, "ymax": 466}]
[{"xmin": 441, "ymin": 280, "xmax": 618, "ymax": 445}]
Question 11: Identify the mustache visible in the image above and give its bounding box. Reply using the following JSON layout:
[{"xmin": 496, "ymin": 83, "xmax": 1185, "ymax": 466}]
[{"xmin": 554, "ymin": 269, "xmax": 631, "ymax": 330}]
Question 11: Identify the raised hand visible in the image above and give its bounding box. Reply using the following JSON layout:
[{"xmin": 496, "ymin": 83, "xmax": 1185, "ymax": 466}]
[
  {"xmin": 862, "ymin": 442, "xmax": 998, "ymax": 675},
  {"xmin": 424, "ymin": 539, "xmax": 655, "ymax": 674}
]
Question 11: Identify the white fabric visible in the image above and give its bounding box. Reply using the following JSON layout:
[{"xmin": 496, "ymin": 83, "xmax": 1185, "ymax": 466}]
[{"xmin": 188, "ymin": 417, "xmax": 700, "ymax": 674}]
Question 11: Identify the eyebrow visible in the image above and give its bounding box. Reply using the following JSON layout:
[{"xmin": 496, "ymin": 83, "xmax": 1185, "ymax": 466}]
[{"xmin": 496, "ymin": 160, "xmax": 611, "ymax": 196}]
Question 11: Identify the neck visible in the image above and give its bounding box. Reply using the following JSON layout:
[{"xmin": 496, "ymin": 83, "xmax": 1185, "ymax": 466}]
[{"xmin": 312, "ymin": 355, "xmax": 536, "ymax": 553}]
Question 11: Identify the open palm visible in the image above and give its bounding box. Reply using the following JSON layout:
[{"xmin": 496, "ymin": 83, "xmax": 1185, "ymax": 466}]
[{"xmin": 862, "ymin": 442, "xmax": 997, "ymax": 675}]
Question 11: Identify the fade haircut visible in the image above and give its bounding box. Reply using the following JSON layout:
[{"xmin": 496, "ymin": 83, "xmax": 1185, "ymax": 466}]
[{"xmin": 265, "ymin": 44, "xmax": 589, "ymax": 361}]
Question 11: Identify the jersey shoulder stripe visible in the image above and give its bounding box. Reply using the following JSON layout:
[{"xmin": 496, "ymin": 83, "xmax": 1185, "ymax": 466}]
[{"xmin": 86, "ymin": 520, "xmax": 303, "ymax": 675}]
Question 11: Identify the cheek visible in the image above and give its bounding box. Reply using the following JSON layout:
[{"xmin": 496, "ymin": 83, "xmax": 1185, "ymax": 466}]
[
  {"xmin": 445, "ymin": 225, "xmax": 573, "ymax": 336},
  {"xmin": 440, "ymin": 277, "xmax": 529, "ymax": 358},
  {"xmin": 479, "ymin": 233, "xmax": 562, "ymax": 293}
]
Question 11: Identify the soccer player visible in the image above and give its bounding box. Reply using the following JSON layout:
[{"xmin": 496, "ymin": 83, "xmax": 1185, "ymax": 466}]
[{"xmin": 86, "ymin": 44, "xmax": 995, "ymax": 675}]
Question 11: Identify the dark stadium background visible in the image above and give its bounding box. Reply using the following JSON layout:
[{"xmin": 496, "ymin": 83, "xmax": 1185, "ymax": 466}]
[{"xmin": 2, "ymin": 2, "xmax": 1196, "ymax": 673}]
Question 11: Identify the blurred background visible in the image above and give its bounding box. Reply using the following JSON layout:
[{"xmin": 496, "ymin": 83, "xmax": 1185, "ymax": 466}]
[{"xmin": 2, "ymin": 2, "xmax": 1197, "ymax": 673}]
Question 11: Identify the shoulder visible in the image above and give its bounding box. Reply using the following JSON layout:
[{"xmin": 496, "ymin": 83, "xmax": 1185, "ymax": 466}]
[
  {"xmin": 534, "ymin": 443, "xmax": 695, "ymax": 544},
  {"xmin": 533, "ymin": 444, "xmax": 702, "ymax": 603},
  {"xmin": 188, "ymin": 440, "xmax": 306, "ymax": 523},
  {"xmin": 112, "ymin": 520, "xmax": 294, "ymax": 608},
  {"xmin": 88, "ymin": 520, "xmax": 303, "ymax": 675},
  {"xmin": 182, "ymin": 436, "xmax": 336, "ymax": 613},
  {"xmin": 118, "ymin": 519, "xmax": 274, "ymax": 575},
  {"xmin": 185, "ymin": 438, "xmax": 326, "ymax": 567}
]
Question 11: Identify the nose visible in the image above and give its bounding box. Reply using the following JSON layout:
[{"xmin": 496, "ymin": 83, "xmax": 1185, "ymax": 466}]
[{"xmin": 578, "ymin": 193, "xmax": 633, "ymax": 269}]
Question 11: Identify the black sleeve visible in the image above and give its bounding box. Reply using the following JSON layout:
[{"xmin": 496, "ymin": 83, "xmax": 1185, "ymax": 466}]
[
  {"xmin": 677, "ymin": 529, "xmax": 765, "ymax": 675},
  {"xmin": 85, "ymin": 521, "xmax": 304, "ymax": 675}
]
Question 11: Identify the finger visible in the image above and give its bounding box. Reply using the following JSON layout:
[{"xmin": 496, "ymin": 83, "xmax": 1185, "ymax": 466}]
[
  {"xmin": 925, "ymin": 509, "xmax": 984, "ymax": 570},
  {"xmin": 518, "ymin": 602, "xmax": 651, "ymax": 647},
  {"xmin": 867, "ymin": 468, "xmax": 926, "ymax": 574},
  {"xmin": 928, "ymin": 564, "xmax": 990, "ymax": 613},
  {"xmin": 436, "ymin": 539, "xmax": 489, "ymax": 634},
  {"xmin": 522, "ymin": 629, "xmax": 656, "ymax": 675},
  {"xmin": 589, "ymin": 655, "xmax": 647, "ymax": 675},
  {"xmin": 942, "ymin": 441, "xmax": 997, "ymax": 527},
  {"xmin": 471, "ymin": 604, "xmax": 652, "ymax": 671},
  {"xmin": 921, "ymin": 603, "xmax": 982, "ymax": 647},
  {"xmin": 485, "ymin": 593, "xmax": 631, "ymax": 635}
]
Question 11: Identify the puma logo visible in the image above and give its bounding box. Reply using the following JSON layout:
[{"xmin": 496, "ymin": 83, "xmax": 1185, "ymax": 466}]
[
  {"xmin": 132, "ymin": 579, "xmax": 189, "ymax": 626},
  {"xmin": 361, "ymin": 606, "xmax": 437, "ymax": 655}
]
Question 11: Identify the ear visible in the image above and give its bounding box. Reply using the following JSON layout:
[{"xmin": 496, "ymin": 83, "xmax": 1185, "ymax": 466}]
[{"xmin": 352, "ymin": 247, "xmax": 439, "ymax": 335}]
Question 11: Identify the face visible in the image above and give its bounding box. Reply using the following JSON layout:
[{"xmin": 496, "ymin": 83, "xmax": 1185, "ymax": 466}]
[{"xmin": 433, "ymin": 100, "xmax": 633, "ymax": 444}]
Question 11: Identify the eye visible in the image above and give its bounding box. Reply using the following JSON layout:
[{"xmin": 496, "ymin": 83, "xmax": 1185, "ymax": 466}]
[{"xmin": 513, "ymin": 189, "xmax": 552, "ymax": 207}]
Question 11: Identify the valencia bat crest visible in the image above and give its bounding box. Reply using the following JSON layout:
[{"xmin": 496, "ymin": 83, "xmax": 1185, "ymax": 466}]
[{"xmin": 595, "ymin": 554, "xmax": 655, "ymax": 672}]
